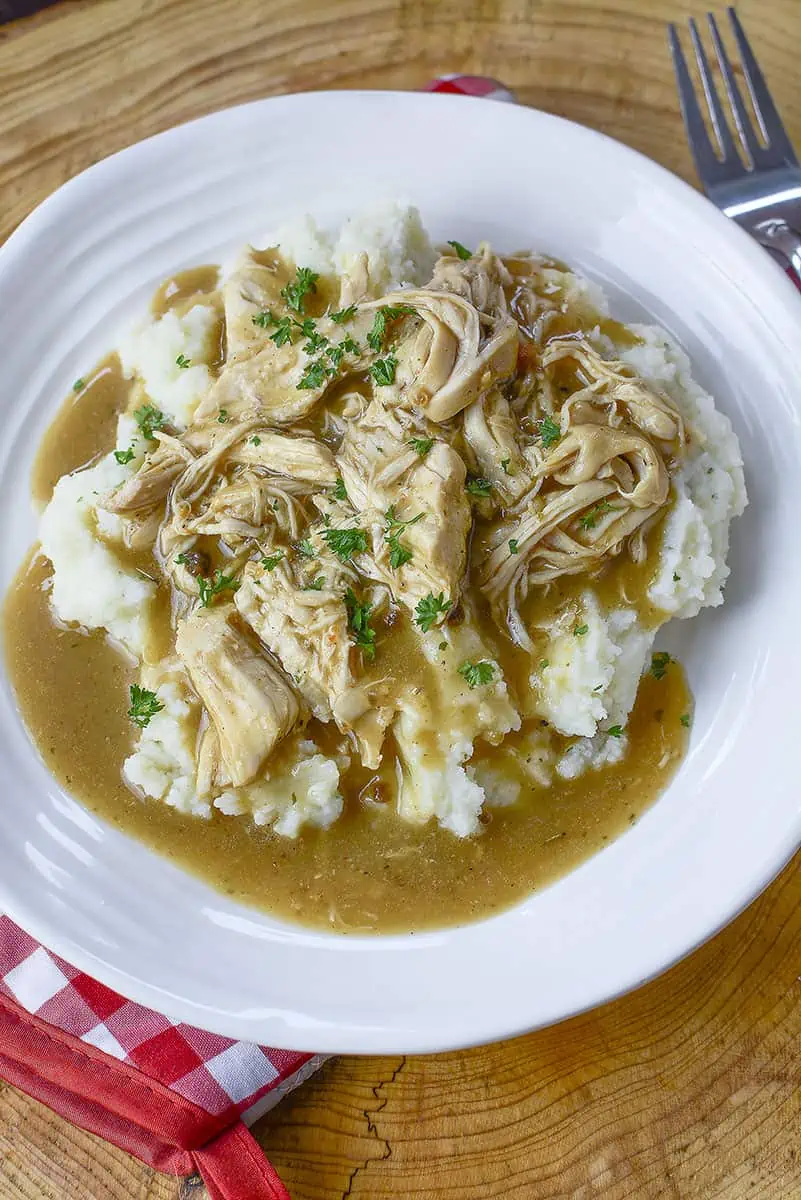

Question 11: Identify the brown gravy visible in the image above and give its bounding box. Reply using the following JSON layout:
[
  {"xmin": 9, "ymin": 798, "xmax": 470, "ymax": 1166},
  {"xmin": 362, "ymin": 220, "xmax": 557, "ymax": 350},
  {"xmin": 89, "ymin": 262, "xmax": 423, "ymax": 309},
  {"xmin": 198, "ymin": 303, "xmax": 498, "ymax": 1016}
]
[{"xmin": 2, "ymin": 271, "xmax": 692, "ymax": 935}]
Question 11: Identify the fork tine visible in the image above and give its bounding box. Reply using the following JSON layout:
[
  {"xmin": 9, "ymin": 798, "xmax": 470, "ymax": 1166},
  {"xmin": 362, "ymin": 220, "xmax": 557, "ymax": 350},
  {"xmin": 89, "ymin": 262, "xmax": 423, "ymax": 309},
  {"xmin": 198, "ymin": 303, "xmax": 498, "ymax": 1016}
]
[
  {"xmin": 687, "ymin": 17, "xmax": 741, "ymax": 164},
  {"xmin": 667, "ymin": 24, "xmax": 733, "ymax": 186},
  {"xmin": 727, "ymin": 6, "xmax": 798, "ymax": 166},
  {"xmin": 706, "ymin": 12, "xmax": 763, "ymax": 168}
]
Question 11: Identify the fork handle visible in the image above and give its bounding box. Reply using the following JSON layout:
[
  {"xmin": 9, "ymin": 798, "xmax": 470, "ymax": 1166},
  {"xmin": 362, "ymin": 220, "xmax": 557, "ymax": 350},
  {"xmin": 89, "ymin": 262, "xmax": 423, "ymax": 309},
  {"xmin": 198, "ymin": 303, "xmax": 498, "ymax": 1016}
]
[{"xmin": 751, "ymin": 219, "xmax": 801, "ymax": 292}]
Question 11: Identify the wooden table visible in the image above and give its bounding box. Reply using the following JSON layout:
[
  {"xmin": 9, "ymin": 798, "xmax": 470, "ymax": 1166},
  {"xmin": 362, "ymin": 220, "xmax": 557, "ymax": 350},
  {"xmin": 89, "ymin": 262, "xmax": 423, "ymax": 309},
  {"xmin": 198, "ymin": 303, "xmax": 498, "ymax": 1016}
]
[{"xmin": 0, "ymin": 1, "xmax": 799, "ymax": 1196}]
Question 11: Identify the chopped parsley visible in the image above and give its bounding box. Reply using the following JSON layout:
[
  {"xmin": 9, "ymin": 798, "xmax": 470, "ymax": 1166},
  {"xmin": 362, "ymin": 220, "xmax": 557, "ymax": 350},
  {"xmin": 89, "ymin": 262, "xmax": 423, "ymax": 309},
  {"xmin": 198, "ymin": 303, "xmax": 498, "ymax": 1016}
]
[
  {"xmin": 252, "ymin": 310, "xmax": 274, "ymax": 328},
  {"xmin": 371, "ymin": 354, "xmax": 398, "ymax": 387},
  {"xmin": 197, "ymin": 569, "xmax": 239, "ymax": 607},
  {"xmin": 447, "ymin": 240, "xmax": 472, "ymax": 260},
  {"xmin": 331, "ymin": 305, "xmax": 357, "ymax": 324},
  {"xmin": 540, "ymin": 658, "xmax": 550, "ymax": 669},
  {"xmin": 296, "ymin": 538, "xmax": 316, "ymax": 557},
  {"xmin": 298, "ymin": 359, "xmax": 330, "ymax": 389},
  {"xmin": 673, "ymin": 571, "xmax": 681, "ymax": 582},
  {"xmin": 217, "ymin": 409, "xmax": 229, "ymax": 423},
  {"xmin": 466, "ymin": 476, "xmax": 492, "ymax": 498},
  {"xmin": 306, "ymin": 576, "xmax": 326, "ymax": 591},
  {"xmin": 127, "ymin": 684, "xmax": 164, "ymax": 729},
  {"xmin": 414, "ymin": 592, "xmax": 451, "ymax": 633},
  {"xmin": 268, "ymin": 316, "xmax": 294, "ymax": 347},
  {"xmin": 280, "ymin": 265, "xmax": 319, "ymax": 314},
  {"xmin": 579, "ymin": 500, "xmax": 613, "ymax": 530},
  {"xmin": 332, "ymin": 477, "xmax": 348, "ymax": 502},
  {"xmin": 114, "ymin": 447, "xmax": 135, "ymax": 465},
  {"xmin": 384, "ymin": 506, "xmax": 423, "ymax": 569},
  {"xmin": 326, "ymin": 344, "xmax": 344, "ymax": 369},
  {"xmin": 458, "ymin": 660, "xmax": 494, "ymax": 688},
  {"xmin": 408, "ymin": 437, "xmax": 434, "ymax": 458},
  {"xmin": 509, "ymin": 539, "xmax": 520, "ymax": 555},
  {"xmin": 341, "ymin": 334, "xmax": 361, "ymax": 356},
  {"xmin": 250, "ymin": 435, "xmax": 262, "ymax": 446},
  {"xmin": 501, "ymin": 457, "xmax": 511, "ymax": 475},
  {"xmin": 367, "ymin": 304, "xmax": 416, "ymax": 353},
  {"xmin": 574, "ymin": 623, "xmax": 589, "ymax": 637},
  {"xmin": 322, "ymin": 526, "xmax": 368, "ymax": 562},
  {"xmin": 608, "ymin": 725, "xmax": 624, "ymax": 738},
  {"xmin": 304, "ymin": 328, "xmax": 329, "ymax": 355},
  {"xmin": 294, "ymin": 317, "xmax": 316, "ymax": 339},
  {"xmin": 72, "ymin": 378, "xmax": 86, "ymax": 393},
  {"xmin": 175, "ymin": 354, "xmax": 191, "ymax": 369},
  {"xmin": 344, "ymin": 588, "xmax": 377, "ymax": 661},
  {"xmin": 650, "ymin": 651, "xmax": 671, "ymax": 681},
  {"xmin": 680, "ymin": 712, "xmax": 691, "ymax": 728},
  {"xmin": 261, "ymin": 553, "xmax": 283, "ymax": 571},
  {"xmin": 539, "ymin": 416, "xmax": 561, "ymax": 448},
  {"xmin": 134, "ymin": 404, "xmax": 166, "ymax": 441}
]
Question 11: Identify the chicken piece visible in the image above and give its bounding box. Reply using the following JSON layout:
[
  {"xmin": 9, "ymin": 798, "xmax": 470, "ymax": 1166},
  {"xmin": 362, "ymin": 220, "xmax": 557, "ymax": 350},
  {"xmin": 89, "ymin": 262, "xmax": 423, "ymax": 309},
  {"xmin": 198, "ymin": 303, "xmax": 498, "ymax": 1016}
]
[
  {"xmin": 429, "ymin": 242, "xmax": 513, "ymax": 320},
  {"xmin": 176, "ymin": 605, "xmax": 304, "ymax": 789},
  {"xmin": 462, "ymin": 388, "xmax": 530, "ymax": 504},
  {"xmin": 228, "ymin": 431, "xmax": 337, "ymax": 484},
  {"xmin": 235, "ymin": 559, "xmax": 393, "ymax": 768},
  {"xmin": 101, "ymin": 440, "xmax": 188, "ymax": 514},
  {"xmin": 542, "ymin": 338, "xmax": 685, "ymax": 447},
  {"xmin": 337, "ymin": 401, "xmax": 471, "ymax": 620},
  {"xmin": 366, "ymin": 287, "xmax": 518, "ymax": 423}
]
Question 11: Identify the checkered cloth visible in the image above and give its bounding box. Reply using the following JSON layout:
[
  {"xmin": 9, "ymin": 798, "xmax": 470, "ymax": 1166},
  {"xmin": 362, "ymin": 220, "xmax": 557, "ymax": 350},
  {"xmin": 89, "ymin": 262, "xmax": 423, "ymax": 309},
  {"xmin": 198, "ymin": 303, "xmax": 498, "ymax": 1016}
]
[{"xmin": 0, "ymin": 76, "xmax": 514, "ymax": 1200}]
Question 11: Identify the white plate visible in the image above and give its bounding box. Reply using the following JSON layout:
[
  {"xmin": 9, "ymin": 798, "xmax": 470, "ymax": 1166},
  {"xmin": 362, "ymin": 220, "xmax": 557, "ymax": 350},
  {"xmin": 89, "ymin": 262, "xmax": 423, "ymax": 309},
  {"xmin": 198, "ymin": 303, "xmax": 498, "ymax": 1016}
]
[{"xmin": 0, "ymin": 92, "xmax": 799, "ymax": 1054}]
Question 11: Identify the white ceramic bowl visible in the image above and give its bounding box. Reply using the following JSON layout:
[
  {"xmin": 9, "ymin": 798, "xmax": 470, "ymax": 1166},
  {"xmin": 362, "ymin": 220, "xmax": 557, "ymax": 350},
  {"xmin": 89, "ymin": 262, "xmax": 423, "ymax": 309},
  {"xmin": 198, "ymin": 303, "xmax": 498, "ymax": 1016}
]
[{"xmin": 0, "ymin": 92, "xmax": 799, "ymax": 1054}]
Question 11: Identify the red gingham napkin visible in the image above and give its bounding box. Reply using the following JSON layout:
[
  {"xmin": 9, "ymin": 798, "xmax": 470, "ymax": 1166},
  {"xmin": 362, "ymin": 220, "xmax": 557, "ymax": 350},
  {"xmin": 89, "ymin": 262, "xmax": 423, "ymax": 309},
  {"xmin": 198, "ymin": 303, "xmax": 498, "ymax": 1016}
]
[{"xmin": 0, "ymin": 75, "xmax": 515, "ymax": 1200}]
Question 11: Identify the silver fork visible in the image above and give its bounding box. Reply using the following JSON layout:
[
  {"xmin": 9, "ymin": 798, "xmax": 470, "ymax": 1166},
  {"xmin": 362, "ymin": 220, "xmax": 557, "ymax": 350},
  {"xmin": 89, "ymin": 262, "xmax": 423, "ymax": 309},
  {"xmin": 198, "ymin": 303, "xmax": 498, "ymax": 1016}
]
[{"xmin": 668, "ymin": 7, "xmax": 801, "ymax": 285}]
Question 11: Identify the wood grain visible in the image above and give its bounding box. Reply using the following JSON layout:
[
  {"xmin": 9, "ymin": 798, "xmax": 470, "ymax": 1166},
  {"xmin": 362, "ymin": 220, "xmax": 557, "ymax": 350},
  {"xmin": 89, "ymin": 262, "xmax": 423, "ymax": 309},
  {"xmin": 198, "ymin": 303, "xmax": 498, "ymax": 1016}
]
[{"xmin": 0, "ymin": 0, "xmax": 799, "ymax": 1197}]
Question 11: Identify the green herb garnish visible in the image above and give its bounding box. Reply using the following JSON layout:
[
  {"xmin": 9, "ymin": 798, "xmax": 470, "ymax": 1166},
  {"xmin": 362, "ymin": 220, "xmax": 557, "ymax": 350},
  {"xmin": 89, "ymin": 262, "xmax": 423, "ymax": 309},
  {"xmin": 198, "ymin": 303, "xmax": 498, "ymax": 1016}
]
[
  {"xmin": 250, "ymin": 435, "xmax": 262, "ymax": 446},
  {"xmin": 650, "ymin": 651, "xmax": 671, "ymax": 681},
  {"xmin": 72, "ymin": 378, "xmax": 86, "ymax": 393},
  {"xmin": 304, "ymin": 328, "xmax": 329, "ymax": 355},
  {"xmin": 306, "ymin": 576, "xmax": 326, "ymax": 591},
  {"xmin": 332, "ymin": 477, "xmax": 348, "ymax": 502},
  {"xmin": 296, "ymin": 538, "xmax": 316, "ymax": 557},
  {"xmin": 608, "ymin": 725, "xmax": 624, "ymax": 738},
  {"xmin": 458, "ymin": 660, "xmax": 494, "ymax": 688},
  {"xmin": 371, "ymin": 354, "xmax": 398, "ymax": 387},
  {"xmin": 217, "ymin": 410, "xmax": 229, "ymax": 423},
  {"xmin": 384, "ymin": 506, "xmax": 423, "ymax": 569},
  {"xmin": 344, "ymin": 588, "xmax": 377, "ymax": 661},
  {"xmin": 197, "ymin": 569, "xmax": 240, "ymax": 607},
  {"xmin": 252, "ymin": 310, "xmax": 274, "ymax": 328},
  {"xmin": 134, "ymin": 404, "xmax": 166, "ymax": 441},
  {"xmin": 341, "ymin": 334, "xmax": 361, "ymax": 356},
  {"xmin": 447, "ymin": 240, "xmax": 472, "ymax": 260},
  {"xmin": 539, "ymin": 416, "xmax": 561, "ymax": 449},
  {"xmin": 680, "ymin": 713, "xmax": 691, "ymax": 728},
  {"xmin": 509, "ymin": 539, "xmax": 520, "ymax": 554},
  {"xmin": 366, "ymin": 304, "xmax": 415, "ymax": 352},
  {"xmin": 114, "ymin": 447, "xmax": 135, "ymax": 465},
  {"xmin": 414, "ymin": 592, "xmax": 451, "ymax": 633},
  {"xmin": 331, "ymin": 305, "xmax": 357, "ymax": 324},
  {"xmin": 261, "ymin": 553, "xmax": 283, "ymax": 571},
  {"xmin": 409, "ymin": 437, "xmax": 434, "ymax": 458},
  {"xmin": 127, "ymin": 684, "xmax": 164, "ymax": 729},
  {"xmin": 574, "ymin": 624, "xmax": 589, "ymax": 637},
  {"xmin": 297, "ymin": 359, "xmax": 330, "ymax": 389},
  {"xmin": 281, "ymin": 266, "xmax": 319, "ymax": 314},
  {"xmin": 466, "ymin": 477, "xmax": 492, "ymax": 498},
  {"xmin": 175, "ymin": 354, "xmax": 191, "ymax": 369},
  {"xmin": 322, "ymin": 526, "xmax": 368, "ymax": 562},
  {"xmin": 579, "ymin": 500, "xmax": 613, "ymax": 530}
]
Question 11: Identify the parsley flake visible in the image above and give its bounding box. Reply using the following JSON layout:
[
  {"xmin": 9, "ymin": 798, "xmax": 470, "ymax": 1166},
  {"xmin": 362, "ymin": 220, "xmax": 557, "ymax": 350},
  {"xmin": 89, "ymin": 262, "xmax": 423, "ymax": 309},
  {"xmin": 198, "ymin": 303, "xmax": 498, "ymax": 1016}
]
[
  {"xmin": 281, "ymin": 266, "xmax": 319, "ymax": 314},
  {"xmin": 128, "ymin": 684, "xmax": 164, "ymax": 729},
  {"xmin": 134, "ymin": 404, "xmax": 166, "ymax": 441},
  {"xmin": 332, "ymin": 477, "xmax": 348, "ymax": 502},
  {"xmin": 176, "ymin": 354, "xmax": 191, "ymax": 369},
  {"xmin": 344, "ymin": 588, "xmax": 377, "ymax": 661},
  {"xmin": 269, "ymin": 316, "xmax": 294, "ymax": 347},
  {"xmin": 217, "ymin": 409, "xmax": 229, "ymax": 424},
  {"xmin": 261, "ymin": 553, "xmax": 283, "ymax": 571},
  {"xmin": 367, "ymin": 305, "xmax": 415, "ymax": 353},
  {"xmin": 114, "ymin": 447, "xmax": 135, "ymax": 465},
  {"xmin": 341, "ymin": 335, "xmax": 361, "ymax": 356},
  {"xmin": 72, "ymin": 378, "xmax": 86, "ymax": 393},
  {"xmin": 466, "ymin": 477, "xmax": 492, "ymax": 498},
  {"xmin": 458, "ymin": 660, "xmax": 494, "ymax": 688},
  {"xmin": 509, "ymin": 538, "xmax": 520, "ymax": 554},
  {"xmin": 608, "ymin": 725, "xmax": 624, "ymax": 738},
  {"xmin": 540, "ymin": 659, "xmax": 550, "ymax": 669},
  {"xmin": 680, "ymin": 712, "xmax": 691, "ymax": 728},
  {"xmin": 304, "ymin": 328, "xmax": 329, "ymax": 355},
  {"xmin": 298, "ymin": 359, "xmax": 330, "ymax": 390},
  {"xmin": 650, "ymin": 651, "xmax": 671, "ymax": 681},
  {"xmin": 384, "ymin": 506, "xmax": 423, "ymax": 569},
  {"xmin": 414, "ymin": 592, "xmax": 451, "ymax": 633},
  {"xmin": 539, "ymin": 416, "xmax": 561, "ymax": 448},
  {"xmin": 197, "ymin": 569, "xmax": 240, "ymax": 608},
  {"xmin": 322, "ymin": 526, "xmax": 368, "ymax": 562},
  {"xmin": 331, "ymin": 305, "xmax": 357, "ymax": 324},
  {"xmin": 296, "ymin": 538, "xmax": 316, "ymax": 558},
  {"xmin": 371, "ymin": 354, "xmax": 398, "ymax": 387},
  {"xmin": 250, "ymin": 435, "xmax": 262, "ymax": 446},
  {"xmin": 574, "ymin": 623, "xmax": 589, "ymax": 637},
  {"xmin": 252, "ymin": 310, "xmax": 275, "ymax": 328},
  {"xmin": 579, "ymin": 500, "xmax": 613, "ymax": 530},
  {"xmin": 447, "ymin": 240, "xmax": 472, "ymax": 260},
  {"xmin": 306, "ymin": 576, "xmax": 326, "ymax": 591},
  {"xmin": 409, "ymin": 437, "xmax": 434, "ymax": 458}
]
